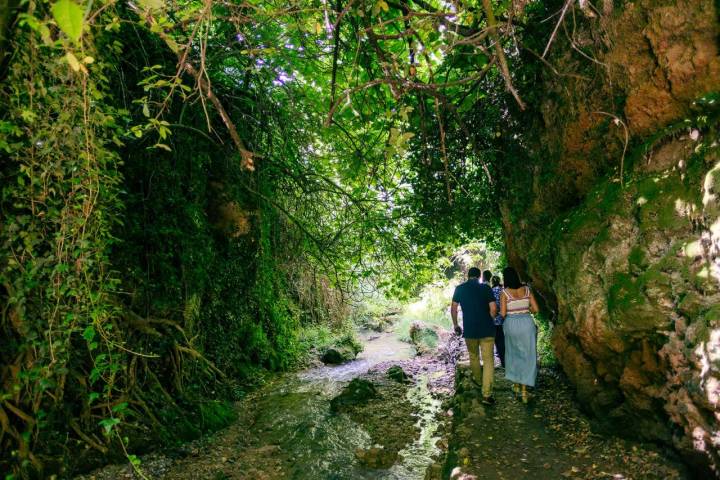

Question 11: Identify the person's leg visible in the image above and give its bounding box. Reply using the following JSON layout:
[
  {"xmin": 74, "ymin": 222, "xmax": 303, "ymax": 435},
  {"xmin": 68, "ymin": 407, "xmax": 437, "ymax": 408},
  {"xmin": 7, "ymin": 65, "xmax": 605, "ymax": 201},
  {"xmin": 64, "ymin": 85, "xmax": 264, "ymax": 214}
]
[
  {"xmin": 479, "ymin": 337, "xmax": 495, "ymax": 398},
  {"xmin": 503, "ymin": 317, "xmax": 515, "ymax": 381},
  {"xmin": 495, "ymin": 325, "xmax": 505, "ymax": 367},
  {"xmin": 465, "ymin": 338, "xmax": 481, "ymax": 385}
]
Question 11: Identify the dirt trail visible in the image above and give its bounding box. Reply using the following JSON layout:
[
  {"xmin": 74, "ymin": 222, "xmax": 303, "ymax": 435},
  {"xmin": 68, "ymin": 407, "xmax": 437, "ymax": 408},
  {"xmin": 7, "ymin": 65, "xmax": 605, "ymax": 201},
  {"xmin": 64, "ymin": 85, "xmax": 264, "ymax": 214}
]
[{"xmin": 443, "ymin": 362, "xmax": 690, "ymax": 480}]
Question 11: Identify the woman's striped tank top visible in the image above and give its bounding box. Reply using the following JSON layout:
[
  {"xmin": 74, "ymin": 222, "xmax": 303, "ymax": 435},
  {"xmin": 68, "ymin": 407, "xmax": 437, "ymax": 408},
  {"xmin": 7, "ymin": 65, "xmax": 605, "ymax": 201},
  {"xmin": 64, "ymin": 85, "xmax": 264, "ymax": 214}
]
[{"xmin": 504, "ymin": 287, "xmax": 531, "ymax": 315}]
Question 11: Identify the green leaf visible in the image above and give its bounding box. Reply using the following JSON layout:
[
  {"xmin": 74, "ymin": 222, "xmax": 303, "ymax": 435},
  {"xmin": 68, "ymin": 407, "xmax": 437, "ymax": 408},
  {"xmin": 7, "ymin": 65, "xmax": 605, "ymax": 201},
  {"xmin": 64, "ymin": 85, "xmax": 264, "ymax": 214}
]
[
  {"xmin": 137, "ymin": 0, "xmax": 164, "ymax": 12},
  {"xmin": 51, "ymin": 0, "xmax": 85, "ymax": 44},
  {"xmin": 99, "ymin": 417, "xmax": 120, "ymax": 434},
  {"xmin": 82, "ymin": 325, "xmax": 96, "ymax": 342},
  {"xmin": 65, "ymin": 52, "xmax": 84, "ymax": 72}
]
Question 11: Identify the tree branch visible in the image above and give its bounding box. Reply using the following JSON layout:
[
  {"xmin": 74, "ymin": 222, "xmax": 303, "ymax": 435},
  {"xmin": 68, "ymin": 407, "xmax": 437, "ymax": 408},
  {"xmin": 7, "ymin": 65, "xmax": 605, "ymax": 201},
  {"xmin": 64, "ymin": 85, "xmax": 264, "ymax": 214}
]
[
  {"xmin": 481, "ymin": 0, "xmax": 525, "ymax": 110},
  {"xmin": 128, "ymin": 2, "xmax": 257, "ymax": 170},
  {"xmin": 325, "ymin": 66, "xmax": 492, "ymax": 125}
]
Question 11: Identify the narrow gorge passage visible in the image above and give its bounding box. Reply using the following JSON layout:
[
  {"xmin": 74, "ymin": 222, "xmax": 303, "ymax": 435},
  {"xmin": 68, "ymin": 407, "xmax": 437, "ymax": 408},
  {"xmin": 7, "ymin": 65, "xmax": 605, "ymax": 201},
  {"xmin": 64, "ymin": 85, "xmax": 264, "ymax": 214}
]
[{"xmin": 2, "ymin": 0, "xmax": 719, "ymax": 478}]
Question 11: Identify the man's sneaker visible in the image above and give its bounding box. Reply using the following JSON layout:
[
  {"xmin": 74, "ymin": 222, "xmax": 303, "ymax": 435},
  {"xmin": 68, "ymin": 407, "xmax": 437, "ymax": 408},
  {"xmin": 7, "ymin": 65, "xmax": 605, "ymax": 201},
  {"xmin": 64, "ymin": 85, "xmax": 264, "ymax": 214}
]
[{"xmin": 481, "ymin": 396, "xmax": 496, "ymax": 406}]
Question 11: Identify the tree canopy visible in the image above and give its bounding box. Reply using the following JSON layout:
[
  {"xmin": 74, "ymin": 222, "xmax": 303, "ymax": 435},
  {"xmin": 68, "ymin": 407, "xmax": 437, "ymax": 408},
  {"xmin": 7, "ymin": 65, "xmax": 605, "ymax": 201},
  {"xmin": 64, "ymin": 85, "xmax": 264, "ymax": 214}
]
[{"xmin": 0, "ymin": 0, "xmax": 568, "ymax": 474}]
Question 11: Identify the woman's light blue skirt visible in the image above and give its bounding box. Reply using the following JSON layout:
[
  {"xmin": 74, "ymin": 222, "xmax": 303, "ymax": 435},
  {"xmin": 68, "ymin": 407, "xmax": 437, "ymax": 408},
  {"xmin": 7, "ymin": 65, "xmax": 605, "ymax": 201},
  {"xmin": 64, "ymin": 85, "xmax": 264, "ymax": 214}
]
[{"xmin": 504, "ymin": 313, "xmax": 537, "ymax": 387}]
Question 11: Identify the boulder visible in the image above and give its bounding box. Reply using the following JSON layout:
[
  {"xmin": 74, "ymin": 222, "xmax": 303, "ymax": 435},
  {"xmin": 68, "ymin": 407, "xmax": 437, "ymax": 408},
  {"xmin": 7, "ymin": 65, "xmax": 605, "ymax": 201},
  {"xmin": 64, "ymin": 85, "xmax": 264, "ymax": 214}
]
[
  {"xmin": 320, "ymin": 347, "xmax": 354, "ymax": 365},
  {"xmin": 386, "ymin": 365, "xmax": 409, "ymax": 383},
  {"xmin": 330, "ymin": 378, "xmax": 378, "ymax": 413},
  {"xmin": 320, "ymin": 335, "xmax": 363, "ymax": 364},
  {"xmin": 409, "ymin": 322, "xmax": 440, "ymax": 355}
]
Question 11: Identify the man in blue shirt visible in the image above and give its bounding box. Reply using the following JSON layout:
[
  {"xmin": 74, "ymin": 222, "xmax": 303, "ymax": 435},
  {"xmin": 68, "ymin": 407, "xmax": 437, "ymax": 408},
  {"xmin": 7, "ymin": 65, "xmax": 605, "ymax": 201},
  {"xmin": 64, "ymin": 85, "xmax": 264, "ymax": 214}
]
[{"xmin": 451, "ymin": 267, "xmax": 498, "ymax": 404}]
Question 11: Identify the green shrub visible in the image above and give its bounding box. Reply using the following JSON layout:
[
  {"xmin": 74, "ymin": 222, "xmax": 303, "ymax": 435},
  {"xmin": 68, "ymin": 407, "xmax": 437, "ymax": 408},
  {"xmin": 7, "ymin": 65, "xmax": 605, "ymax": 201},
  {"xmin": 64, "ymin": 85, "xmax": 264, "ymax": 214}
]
[{"xmin": 536, "ymin": 313, "xmax": 558, "ymax": 368}]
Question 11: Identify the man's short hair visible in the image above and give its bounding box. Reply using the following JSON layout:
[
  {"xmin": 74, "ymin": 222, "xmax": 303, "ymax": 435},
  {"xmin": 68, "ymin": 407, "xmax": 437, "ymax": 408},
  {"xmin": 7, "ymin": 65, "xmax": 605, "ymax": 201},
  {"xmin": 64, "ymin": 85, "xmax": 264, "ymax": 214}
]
[
  {"xmin": 482, "ymin": 270, "xmax": 492, "ymax": 282},
  {"xmin": 468, "ymin": 267, "xmax": 481, "ymax": 278}
]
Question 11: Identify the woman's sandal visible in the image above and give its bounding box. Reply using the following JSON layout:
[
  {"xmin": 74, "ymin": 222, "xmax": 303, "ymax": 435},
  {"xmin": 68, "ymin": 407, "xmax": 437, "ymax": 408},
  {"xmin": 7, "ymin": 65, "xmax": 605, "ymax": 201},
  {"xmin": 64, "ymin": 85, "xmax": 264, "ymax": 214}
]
[{"xmin": 521, "ymin": 386, "xmax": 529, "ymax": 404}]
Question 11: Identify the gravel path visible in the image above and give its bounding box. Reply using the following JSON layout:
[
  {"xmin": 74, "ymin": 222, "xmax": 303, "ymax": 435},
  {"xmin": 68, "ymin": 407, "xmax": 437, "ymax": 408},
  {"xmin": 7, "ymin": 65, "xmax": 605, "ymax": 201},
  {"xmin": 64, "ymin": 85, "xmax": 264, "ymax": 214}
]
[{"xmin": 443, "ymin": 362, "xmax": 690, "ymax": 480}]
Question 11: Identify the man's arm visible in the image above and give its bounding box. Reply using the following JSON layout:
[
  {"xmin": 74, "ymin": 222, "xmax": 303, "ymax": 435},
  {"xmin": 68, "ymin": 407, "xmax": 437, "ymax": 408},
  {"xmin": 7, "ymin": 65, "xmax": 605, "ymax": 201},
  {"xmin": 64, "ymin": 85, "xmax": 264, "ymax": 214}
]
[
  {"xmin": 484, "ymin": 286, "xmax": 498, "ymax": 319},
  {"xmin": 451, "ymin": 301, "xmax": 462, "ymax": 335}
]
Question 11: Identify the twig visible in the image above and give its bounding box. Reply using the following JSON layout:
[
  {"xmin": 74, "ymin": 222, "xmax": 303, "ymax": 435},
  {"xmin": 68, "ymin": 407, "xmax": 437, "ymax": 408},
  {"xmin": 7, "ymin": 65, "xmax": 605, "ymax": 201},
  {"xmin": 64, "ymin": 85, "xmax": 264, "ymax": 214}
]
[
  {"xmin": 520, "ymin": 42, "xmax": 591, "ymax": 81},
  {"xmin": 175, "ymin": 344, "xmax": 227, "ymax": 378},
  {"xmin": 325, "ymin": 68, "xmax": 491, "ymax": 125},
  {"xmin": 331, "ymin": 0, "xmax": 357, "ymax": 30},
  {"xmin": 69, "ymin": 419, "xmax": 108, "ymax": 454},
  {"xmin": 563, "ymin": 13, "xmax": 608, "ymax": 67},
  {"xmin": 433, "ymin": 96, "xmax": 452, "ymax": 204},
  {"xmin": 542, "ymin": 0, "xmax": 572, "ymax": 58},
  {"xmin": 182, "ymin": 62, "xmax": 256, "ymax": 170},
  {"xmin": 397, "ymin": 0, "xmax": 480, "ymax": 37},
  {"xmin": 329, "ymin": 0, "xmax": 342, "ymax": 107}
]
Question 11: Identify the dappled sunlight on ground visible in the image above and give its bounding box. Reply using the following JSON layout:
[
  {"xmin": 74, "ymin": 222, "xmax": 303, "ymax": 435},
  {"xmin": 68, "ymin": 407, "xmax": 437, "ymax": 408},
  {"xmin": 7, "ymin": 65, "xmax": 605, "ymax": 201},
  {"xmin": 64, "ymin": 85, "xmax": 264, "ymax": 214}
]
[{"xmin": 445, "ymin": 365, "xmax": 689, "ymax": 480}]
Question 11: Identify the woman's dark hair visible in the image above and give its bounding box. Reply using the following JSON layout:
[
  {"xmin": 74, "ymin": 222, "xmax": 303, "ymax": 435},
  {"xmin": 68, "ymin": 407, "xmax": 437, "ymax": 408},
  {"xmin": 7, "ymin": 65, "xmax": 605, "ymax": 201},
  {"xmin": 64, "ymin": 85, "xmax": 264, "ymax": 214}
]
[
  {"xmin": 491, "ymin": 275, "xmax": 501, "ymax": 288},
  {"xmin": 502, "ymin": 266, "xmax": 523, "ymax": 289}
]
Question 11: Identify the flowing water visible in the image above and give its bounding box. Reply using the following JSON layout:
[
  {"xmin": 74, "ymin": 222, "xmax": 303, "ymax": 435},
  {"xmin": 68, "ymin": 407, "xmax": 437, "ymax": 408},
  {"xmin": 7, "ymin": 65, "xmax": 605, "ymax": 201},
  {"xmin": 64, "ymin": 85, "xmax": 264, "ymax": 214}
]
[
  {"xmin": 234, "ymin": 330, "xmax": 445, "ymax": 480},
  {"xmin": 77, "ymin": 330, "xmax": 452, "ymax": 480}
]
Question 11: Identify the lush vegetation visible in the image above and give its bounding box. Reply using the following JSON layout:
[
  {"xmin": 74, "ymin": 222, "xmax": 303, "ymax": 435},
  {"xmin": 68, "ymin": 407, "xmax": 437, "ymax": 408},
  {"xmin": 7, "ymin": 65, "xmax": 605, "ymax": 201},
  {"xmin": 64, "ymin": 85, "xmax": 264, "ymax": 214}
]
[{"xmin": 0, "ymin": 0, "xmax": 585, "ymax": 476}]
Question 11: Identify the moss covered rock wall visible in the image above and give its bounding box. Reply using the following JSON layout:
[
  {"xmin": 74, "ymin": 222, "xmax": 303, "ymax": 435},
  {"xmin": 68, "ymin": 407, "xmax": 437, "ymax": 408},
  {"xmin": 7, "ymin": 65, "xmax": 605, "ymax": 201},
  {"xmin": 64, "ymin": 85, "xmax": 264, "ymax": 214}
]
[{"xmin": 501, "ymin": 0, "xmax": 720, "ymax": 474}]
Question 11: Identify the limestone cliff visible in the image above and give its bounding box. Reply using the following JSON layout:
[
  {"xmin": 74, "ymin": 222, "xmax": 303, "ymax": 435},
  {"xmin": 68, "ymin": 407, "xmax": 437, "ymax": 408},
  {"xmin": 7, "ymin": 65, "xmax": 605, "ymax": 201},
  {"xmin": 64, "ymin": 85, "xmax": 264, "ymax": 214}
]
[{"xmin": 501, "ymin": 0, "xmax": 720, "ymax": 474}]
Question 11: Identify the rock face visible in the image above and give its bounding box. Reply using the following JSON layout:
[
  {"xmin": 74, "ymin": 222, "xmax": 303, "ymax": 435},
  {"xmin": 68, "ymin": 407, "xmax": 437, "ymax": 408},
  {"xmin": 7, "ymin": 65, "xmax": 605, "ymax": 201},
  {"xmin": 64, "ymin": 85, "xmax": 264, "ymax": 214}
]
[
  {"xmin": 545, "ymin": 163, "xmax": 720, "ymax": 471},
  {"xmin": 500, "ymin": 0, "xmax": 720, "ymax": 474}
]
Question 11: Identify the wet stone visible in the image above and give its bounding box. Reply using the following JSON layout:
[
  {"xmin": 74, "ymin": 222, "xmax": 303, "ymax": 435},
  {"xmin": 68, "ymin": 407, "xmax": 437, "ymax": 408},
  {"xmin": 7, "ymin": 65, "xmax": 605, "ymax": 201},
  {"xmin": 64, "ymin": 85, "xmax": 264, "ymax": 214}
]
[
  {"xmin": 320, "ymin": 346, "xmax": 355, "ymax": 365},
  {"xmin": 329, "ymin": 378, "xmax": 378, "ymax": 413},
  {"xmin": 410, "ymin": 322, "xmax": 440, "ymax": 355},
  {"xmin": 387, "ymin": 365, "xmax": 410, "ymax": 383},
  {"xmin": 354, "ymin": 446, "xmax": 399, "ymax": 469}
]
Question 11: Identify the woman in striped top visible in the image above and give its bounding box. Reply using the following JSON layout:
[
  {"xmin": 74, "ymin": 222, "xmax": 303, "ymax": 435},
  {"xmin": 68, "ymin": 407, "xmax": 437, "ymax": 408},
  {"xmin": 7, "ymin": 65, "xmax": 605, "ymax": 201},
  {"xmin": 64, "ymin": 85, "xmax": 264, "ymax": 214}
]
[{"xmin": 500, "ymin": 266, "xmax": 540, "ymax": 404}]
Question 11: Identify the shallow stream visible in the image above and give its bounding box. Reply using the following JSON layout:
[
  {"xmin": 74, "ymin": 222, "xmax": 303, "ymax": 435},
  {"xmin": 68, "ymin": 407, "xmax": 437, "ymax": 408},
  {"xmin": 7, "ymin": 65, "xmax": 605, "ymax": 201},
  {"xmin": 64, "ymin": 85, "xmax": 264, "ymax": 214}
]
[
  {"xmin": 77, "ymin": 330, "xmax": 453, "ymax": 480},
  {"xmin": 242, "ymin": 330, "xmax": 444, "ymax": 480}
]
